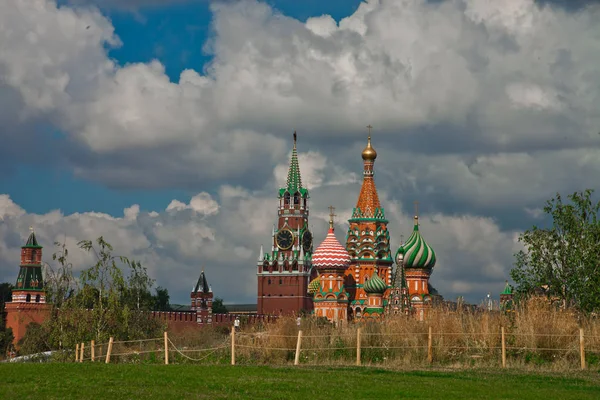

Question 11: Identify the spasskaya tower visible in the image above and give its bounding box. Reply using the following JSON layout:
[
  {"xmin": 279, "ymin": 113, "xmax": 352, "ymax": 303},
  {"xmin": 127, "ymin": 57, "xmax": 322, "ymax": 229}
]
[{"xmin": 257, "ymin": 133, "xmax": 314, "ymax": 315}]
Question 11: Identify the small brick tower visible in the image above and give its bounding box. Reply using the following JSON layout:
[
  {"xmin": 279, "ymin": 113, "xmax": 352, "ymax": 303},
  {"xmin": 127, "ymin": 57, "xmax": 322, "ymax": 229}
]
[
  {"xmin": 309, "ymin": 206, "xmax": 350, "ymax": 324},
  {"xmin": 257, "ymin": 132, "xmax": 314, "ymax": 315},
  {"xmin": 5, "ymin": 228, "xmax": 51, "ymax": 346},
  {"xmin": 396, "ymin": 206, "xmax": 437, "ymax": 321},
  {"xmin": 191, "ymin": 269, "xmax": 213, "ymax": 324},
  {"xmin": 345, "ymin": 126, "xmax": 393, "ymax": 320}
]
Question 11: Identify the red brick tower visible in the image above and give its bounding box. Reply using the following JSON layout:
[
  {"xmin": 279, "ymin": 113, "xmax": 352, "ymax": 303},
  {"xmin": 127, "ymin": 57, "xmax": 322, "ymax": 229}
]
[
  {"xmin": 257, "ymin": 132, "xmax": 314, "ymax": 315},
  {"xmin": 309, "ymin": 206, "xmax": 350, "ymax": 325},
  {"xmin": 191, "ymin": 269, "xmax": 213, "ymax": 324},
  {"xmin": 5, "ymin": 228, "xmax": 51, "ymax": 346},
  {"xmin": 345, "ymin": 126, "xmax": 393, "ymax": 320}
]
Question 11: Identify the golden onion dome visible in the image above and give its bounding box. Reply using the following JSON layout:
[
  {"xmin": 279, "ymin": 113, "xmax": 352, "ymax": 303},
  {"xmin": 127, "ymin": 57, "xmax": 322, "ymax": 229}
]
[{"xmin": 361, "ymin": 134, "xmax": 377, "ymax": 161}]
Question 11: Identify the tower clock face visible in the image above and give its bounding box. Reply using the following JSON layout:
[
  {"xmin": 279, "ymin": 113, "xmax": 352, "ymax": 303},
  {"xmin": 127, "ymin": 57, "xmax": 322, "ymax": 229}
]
[
  {"xmin": 302, "ymin": 230, "xmax": 313, "ymax": 252},
  {"xmin": 276, "ymin": 229, "xmax": 294, "ymax": 250}
]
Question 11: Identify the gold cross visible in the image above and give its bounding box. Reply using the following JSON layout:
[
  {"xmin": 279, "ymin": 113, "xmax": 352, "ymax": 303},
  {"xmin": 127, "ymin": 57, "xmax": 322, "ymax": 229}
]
[
  {"xmin": 366, "ymin": 125, "xmax": 373, "ymax": 140},
  {"xmin": 400, "ymin": 234, "xmax": 404, "ymax": 244},
  {"xmin": 328, "ymin": 206, "xmax": 337, "ymax": 228}
]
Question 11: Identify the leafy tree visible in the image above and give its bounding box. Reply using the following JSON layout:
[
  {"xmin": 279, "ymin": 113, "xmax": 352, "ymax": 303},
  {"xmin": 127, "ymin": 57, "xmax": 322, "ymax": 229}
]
[
  {"xmin": 153, "ymin": 286, "xmax": 170, "ymax": 311},
  {"xmin": 511, "ymin": 189, "xmax": 600, "ymax": 313},
  {"xmin": 20, "ymin": 236, "xmax": 163, "ymax": 355},
  {"xmin": 0, "ymin": 282, "xmax": 14, "ymax": 357},
  {"xmin": 212, "ymin": 297, "xmax": 228, "ymax": 314},
  {"xmin": 44, "ymin": 240, "xmax": 77, "ymax": 308}
]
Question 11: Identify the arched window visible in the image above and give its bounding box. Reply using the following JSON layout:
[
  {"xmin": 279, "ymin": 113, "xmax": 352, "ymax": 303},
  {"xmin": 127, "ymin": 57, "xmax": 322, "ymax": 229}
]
[
  {"xmin": 26, "ymin": 294, "xmax": 31, "ymax": 303},
  {"xmin": 294, "ymin": 192, "xmax": 300, "ymax": 205},
  {"xmin": 303, "ymin": 196, "xmax": 307, "ymax": 208},
  {"xmin": 268, "ymin": 279, "xmax": 271, "ymax": 285},
  {"xmin": 35, "ymin": 295, "xmax": 40, "ymax": 303},
  {"xmin": 31, "ymin": 250, "xmax": 36, "ymax": 264},
  {"xmin": 284, "ymin": 192, "xmax": 291, "ymax": 206}
]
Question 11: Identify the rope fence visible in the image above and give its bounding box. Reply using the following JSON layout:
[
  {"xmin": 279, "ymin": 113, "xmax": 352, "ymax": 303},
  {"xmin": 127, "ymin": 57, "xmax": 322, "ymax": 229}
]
[{"xmin": 70, "ymin": 326, "xmax": 600, "ymax": 370}]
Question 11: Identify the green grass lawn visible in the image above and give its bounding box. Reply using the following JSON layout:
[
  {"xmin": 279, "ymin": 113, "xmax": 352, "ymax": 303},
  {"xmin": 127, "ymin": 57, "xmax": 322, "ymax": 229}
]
[{"xmin": 1, "ymin": 364, "xmax": 599, "ymax": 399}]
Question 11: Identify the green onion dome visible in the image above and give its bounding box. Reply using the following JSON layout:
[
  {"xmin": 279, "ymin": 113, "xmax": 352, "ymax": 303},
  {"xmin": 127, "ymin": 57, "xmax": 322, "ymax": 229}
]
[
  {"xmin": 402, "ymin": 216, "xmax": 436, "ymax": 269},
  {"xmin": 363, "ymin": 270, "xmax": 386, "ymax": 294},
  {"xmin": 307, "ymin": 275, "xmax": 321, "ymax": 294}
]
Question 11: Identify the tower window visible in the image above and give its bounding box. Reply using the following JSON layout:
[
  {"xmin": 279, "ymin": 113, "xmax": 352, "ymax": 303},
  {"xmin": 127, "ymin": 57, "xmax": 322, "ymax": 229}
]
[
  {"xmin": 294, "ymin": 192, "xmax": 300, "ymax": 205},
  {"xmin": 284, "ymin": 192, "xmax": 290, "ymax": 206},
  {"xmin": 31, "ymin": 250, "xmax": 36, "ymax": 264},
  {"xmin": 26, "ymin": 294, "xmax": 31, "ymax": 303},
  {"xmin": 35, "ymin": 295, "xmax": 40, "ymax": 303}
]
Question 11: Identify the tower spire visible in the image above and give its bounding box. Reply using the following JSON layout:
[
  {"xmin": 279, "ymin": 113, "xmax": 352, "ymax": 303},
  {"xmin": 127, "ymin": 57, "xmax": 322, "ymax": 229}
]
[
  {"xmin": 286, "ymin": 131, "xmax": 303, "ymax": 193},
  {"xmin": 354, "ymin": 125, "xmax": 382, "ymax": 219}
]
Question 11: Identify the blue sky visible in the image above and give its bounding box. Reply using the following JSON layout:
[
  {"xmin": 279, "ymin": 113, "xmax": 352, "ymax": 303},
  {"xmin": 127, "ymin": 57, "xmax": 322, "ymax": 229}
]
[{"xmin": 1, "ymin": 0, "xmax": 599, "ymax": 305}]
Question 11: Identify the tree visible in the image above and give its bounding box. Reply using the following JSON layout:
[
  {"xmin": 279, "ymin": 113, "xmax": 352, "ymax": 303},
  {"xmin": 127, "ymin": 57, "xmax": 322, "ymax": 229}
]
[
  {"xmin": 511, "ymin": 189, "xmax": 600, "ymax": 313},
  {"xmin": 153, "ymin": 286, "xmax": 170, "ymax": 311},
  {"xmin": 212, "ymin": 297, "xmax": 228, "ymax": 314},
  {"xmin": 20, "ymin": 236, "xmax": 163, "ymax": 354}
]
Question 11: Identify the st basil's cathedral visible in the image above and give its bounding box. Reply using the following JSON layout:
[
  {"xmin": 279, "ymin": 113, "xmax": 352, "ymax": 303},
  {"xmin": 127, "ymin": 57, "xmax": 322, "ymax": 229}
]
[{"xmin": 257, "ymin": 127, "xmax": 438, "ymax": 321}]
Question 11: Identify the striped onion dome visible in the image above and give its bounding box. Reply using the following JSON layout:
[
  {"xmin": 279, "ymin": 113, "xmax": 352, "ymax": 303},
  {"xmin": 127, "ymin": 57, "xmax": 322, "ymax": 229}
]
[
  {"xmin": 399, "ymin": 216, "xmax": 436, "ymax": 269},
  {"xmin": 312, "ymin": 227, "xmax": 351, "ymax": 270},
  {"xmin": 307, "ymin": 275, "xmax": 320, "ymax": 294},
  {"xmin": 364, "ymin": 270, "xmax": 386, "ymax": 294}
]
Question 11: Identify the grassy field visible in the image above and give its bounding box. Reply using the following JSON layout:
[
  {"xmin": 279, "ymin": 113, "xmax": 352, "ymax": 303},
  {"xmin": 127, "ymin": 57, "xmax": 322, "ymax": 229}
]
[{"xmin": 1, "ymin": 364, "xmax": 599, "ymax": 399}]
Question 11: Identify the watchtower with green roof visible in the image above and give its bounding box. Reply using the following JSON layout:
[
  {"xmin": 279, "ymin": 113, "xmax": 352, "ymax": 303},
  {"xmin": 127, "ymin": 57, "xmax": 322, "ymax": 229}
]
[
  {"xmin": 5, "ymin": 228, "xmax": 51, "ymax": 347},
  {"xmin": 13, "ymin": 228, "xmax": 45, "ymax": 302}
]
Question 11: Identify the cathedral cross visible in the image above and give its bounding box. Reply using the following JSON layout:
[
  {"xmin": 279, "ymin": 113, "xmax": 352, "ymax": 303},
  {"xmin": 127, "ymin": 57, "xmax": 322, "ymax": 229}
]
[
  {"xmin": 366, "ymin": 124, "xmax": 373, "ymax": 140},
  {"xmin": 328, "ymin": 205, "xmax": 337, "ymax": 228}
]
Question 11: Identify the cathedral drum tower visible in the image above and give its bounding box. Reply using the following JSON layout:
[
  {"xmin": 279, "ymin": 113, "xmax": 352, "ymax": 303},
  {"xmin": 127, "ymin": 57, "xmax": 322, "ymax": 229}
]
[
  {"xmin": 345, "ymin": 126, "xmax": 393, "ymax": 319},
  {"xmin": 257, "ymin": 133, "xmax": 314, "ymax": 315},
  {"xmin": 309, "ymin": 207, "xmax": 351, "ymax": 324},
  {"xmin": 395, "ymin": 211, "xmax": 436, "ymax": 321}
]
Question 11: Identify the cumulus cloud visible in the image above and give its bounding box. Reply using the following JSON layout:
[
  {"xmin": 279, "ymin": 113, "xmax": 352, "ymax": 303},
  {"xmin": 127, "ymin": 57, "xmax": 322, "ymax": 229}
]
[{"xmin": 1, "ymin": 0, "xmax": 599, "ymax": 303}]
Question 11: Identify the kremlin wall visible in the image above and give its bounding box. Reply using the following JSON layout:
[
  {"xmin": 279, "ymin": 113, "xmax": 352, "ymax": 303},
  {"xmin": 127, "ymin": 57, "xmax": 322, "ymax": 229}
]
[{"xmin": 2, "ymin": 127, "xmax": 512, "ymax": 347}]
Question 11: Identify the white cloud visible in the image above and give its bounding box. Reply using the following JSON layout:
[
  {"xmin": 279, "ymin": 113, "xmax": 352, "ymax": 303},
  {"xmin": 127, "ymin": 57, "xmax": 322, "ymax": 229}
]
[{"xmin": 1, "ymin": 0, "xmax": 600, "ymax": 304}]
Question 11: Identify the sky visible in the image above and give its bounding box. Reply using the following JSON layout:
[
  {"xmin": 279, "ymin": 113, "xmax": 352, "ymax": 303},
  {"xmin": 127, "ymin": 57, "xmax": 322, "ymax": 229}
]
[{"xmin": 1, "ymin": 0, "xmax": 599, "ymax": 306}]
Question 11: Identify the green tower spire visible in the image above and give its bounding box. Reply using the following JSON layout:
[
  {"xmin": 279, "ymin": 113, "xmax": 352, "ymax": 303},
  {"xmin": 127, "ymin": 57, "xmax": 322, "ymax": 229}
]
[
  {"xmin": 287, "ymin": 132, "xmax": 303, "ymax": 193},
  {"xmin": 279, "ymin": 132, "xmax": 308, "ymax": 198},
  {"xmin": 15, "ymin": 228, "xmax": 44, "ymax": 292}
]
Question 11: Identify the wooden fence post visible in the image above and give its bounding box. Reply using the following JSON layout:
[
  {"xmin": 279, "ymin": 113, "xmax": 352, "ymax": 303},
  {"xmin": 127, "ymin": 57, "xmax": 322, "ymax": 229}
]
[
  {"xmin": 501, "ymin": 327, "xmax": 506, "ymax": 368},
  {"xmin": 580, "ymin": 328, "xmax": 586, "ymax": 370},
  {"xmin": 294, "ymin": 330, "xmax": 303, "ymax": 366},
  {"xmin": 231, "ymin": 326, "xmax": 236, "ymax": 366},
  {"xmin": 164, "ymin": 331, "xmax": 169, "ymax": 365},
  {"xmin": 427, "ymin": 326, "xmax": 433, "ymax": 364},
  {"xmin": 80, "ymin": 342, "xmax": 84, "ymax": 363},
  {"xmin": 356, "ymin": 328, "xmax": 362, "ymax": 366},
  {"xmin": 75, "ymin": 343, "xmax": 79, "ymax": 362},
  {"xmin": 105, "ymin": 337, "xmax": 113, "ymax": 364},
  {"xmin": 91, "ymin": 340, "xmax": 95, "ymax": 362}
]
